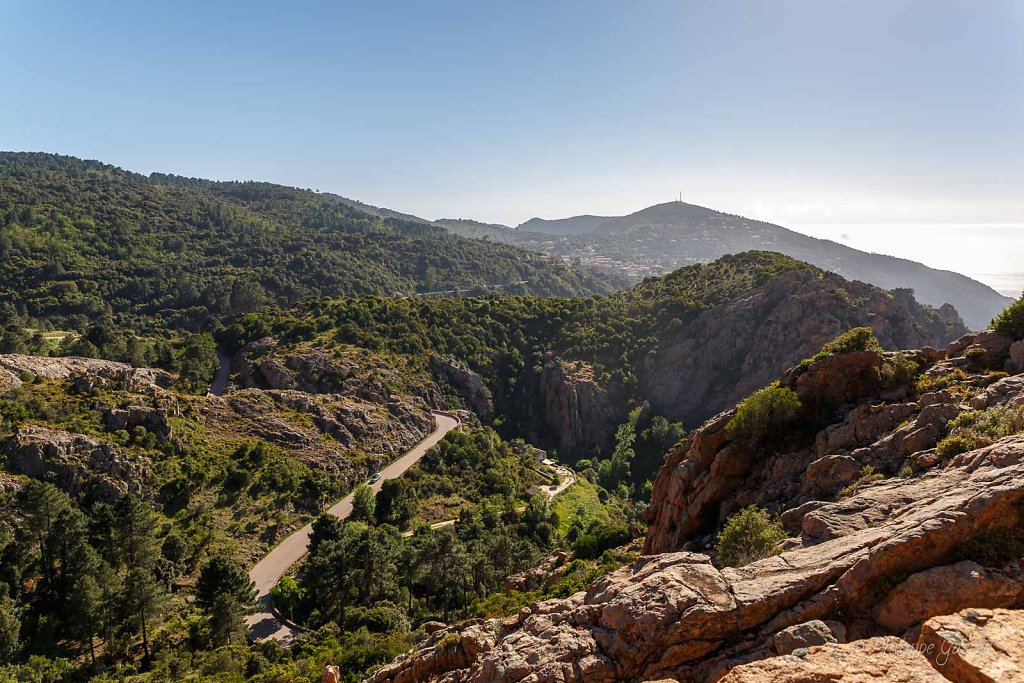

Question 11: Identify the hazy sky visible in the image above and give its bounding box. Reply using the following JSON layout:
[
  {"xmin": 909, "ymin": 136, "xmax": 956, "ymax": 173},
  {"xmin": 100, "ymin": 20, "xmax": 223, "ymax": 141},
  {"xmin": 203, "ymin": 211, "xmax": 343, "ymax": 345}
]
[{"xmin": 1, "ymin": 0, "xmax": 1022, "ymax": 229}]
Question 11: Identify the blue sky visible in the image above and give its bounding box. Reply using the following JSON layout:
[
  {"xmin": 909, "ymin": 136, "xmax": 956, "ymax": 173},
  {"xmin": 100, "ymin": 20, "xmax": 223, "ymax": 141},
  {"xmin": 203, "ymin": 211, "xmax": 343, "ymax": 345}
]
[{"xmin": 1, "ymin": 0, "xmax": 1022, "ymax": 228}]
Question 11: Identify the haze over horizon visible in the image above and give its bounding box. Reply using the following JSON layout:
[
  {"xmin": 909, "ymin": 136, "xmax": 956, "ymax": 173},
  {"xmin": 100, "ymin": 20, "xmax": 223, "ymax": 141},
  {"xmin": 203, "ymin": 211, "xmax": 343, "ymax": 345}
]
[{"xmin": 2, "ymin": 1, "xmax": 1022, "ymax": 292}]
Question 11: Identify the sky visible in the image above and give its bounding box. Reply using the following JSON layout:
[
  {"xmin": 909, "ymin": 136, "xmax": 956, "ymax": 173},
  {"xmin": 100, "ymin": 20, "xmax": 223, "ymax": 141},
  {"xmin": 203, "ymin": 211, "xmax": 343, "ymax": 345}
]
[{"xmin": 1, "ymin": 1, "xmax": 1023, "ymax": 288}]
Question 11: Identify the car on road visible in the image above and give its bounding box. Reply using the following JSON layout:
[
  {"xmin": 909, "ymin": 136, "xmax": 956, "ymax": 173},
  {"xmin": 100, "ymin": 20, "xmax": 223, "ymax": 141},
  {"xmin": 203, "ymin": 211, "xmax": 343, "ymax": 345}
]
[{"xmin": 369, "ymin": 473, "xmax": 381, "ymax": 483}]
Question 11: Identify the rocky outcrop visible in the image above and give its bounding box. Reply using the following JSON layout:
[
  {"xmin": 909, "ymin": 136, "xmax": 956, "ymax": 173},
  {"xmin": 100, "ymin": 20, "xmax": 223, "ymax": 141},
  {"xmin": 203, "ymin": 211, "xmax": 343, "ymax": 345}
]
[
  {"xmin": 638, "ymin": 270, "xmax": 966, "ymax": 429},
  {"xmin": 503, "ymin": 549, "xmax": 571, "ymax": 593},
  {"xmin": 718, "ymin": 637, "xmax": 945, "ymax": 683},
  {"xmin": 430, "ymin": 356, "xmax": 495, "ymax": 422},
  {"xmin": 538, "ymin": 356, "xmax": 625, "ymax": 456},
  {"xmin": 365, "ymin": 435, "xmax": 1024, "ymax": 682},
  {"xmin": 3, "ymin": 426, "xmax": 149, "ymax": 501},
  {"xmin": 204, "ymin": 389, "xmax": 433, "ymax": 476},
  {"xmin": 104, "ymin": 405, "xmax": 170, "ymax": 437},
  {"xmin": 918, "ymin": 608, "xmax": 1024, "ymax": 682},
  {"xmin": 0, "ymin": 354, "xmax": 173, "ymax": 393},
  {"xmin": 237, "ymin": 338, "xmax": 443, "ymax": 406},
  {"xmin": 642, "ymin": 337, "xmax": 1018, "ymax": 556},
  {"xmin": 872, "ymin": 562, "xmax": 1024, "ymax": 634},
  {"xmin": 0, "ymin": 472, "xmax": 22, "ymax": 493}
]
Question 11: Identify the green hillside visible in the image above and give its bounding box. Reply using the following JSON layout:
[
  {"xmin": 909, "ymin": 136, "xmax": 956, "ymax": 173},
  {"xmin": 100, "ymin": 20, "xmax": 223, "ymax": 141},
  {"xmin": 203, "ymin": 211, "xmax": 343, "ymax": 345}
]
[{"xmin": 0, "ymin": 153, "xmax": 615, "ymax": 332}]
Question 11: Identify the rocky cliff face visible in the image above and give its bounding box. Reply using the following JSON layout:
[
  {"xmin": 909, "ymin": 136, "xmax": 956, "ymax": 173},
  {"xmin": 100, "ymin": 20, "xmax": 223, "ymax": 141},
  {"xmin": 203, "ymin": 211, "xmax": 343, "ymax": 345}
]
[
  {"xmin": 4, "ymin": 426, "xmax": 150, "ymax": 502},
  {"xmin": 638, "ymin": 270, "xmax": 966, "ymax": 429},
  {"xmin": 0, "ymin": 354, "xmax": 174, "ymax": 393},
  {"xmin": 521, "ymin": 269, "xmax": 967, "ymax": 461},
  {"xmin": 366, "ymin": 329, "xmax": 1024, "ymax": 683},
  {"xmin": 644, "ymin": 328, "xmax": 1016, "ymax": 555},
  {"xmin": 430, "ymin": 356, "xmax": 495, "ymax": 422},
  {"xmin": 538, "ymin": 357, "xmax": 626, "ymax": 457}
]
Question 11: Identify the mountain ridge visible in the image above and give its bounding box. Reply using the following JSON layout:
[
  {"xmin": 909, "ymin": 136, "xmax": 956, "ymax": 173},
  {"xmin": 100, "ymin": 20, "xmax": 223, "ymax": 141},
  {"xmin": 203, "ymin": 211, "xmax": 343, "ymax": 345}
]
[
  {"xmin": 0, "ymin": 152, "xmax": 616, "ymax": 332},
  {"xmin": 484, "ymin": 200, "xmax": 1012, "ymax": 330}
]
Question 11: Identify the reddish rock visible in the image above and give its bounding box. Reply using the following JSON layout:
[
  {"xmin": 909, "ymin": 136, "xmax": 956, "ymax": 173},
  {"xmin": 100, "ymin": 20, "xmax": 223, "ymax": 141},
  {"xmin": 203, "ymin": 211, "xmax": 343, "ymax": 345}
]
[
  {"xmin": 771, "ymin": 619, "xmax": 845, "ymax": 655},
  {"xmin": 784, "ymin": 349, "xmax": 884, "ymax": 406},
  {"xmin": 800, "ymin": 455, "xmax": 860, "ymax": 498},
  {"xmin": 367, "ymin": 437, "xmax": 1024, "ymax": 683},
  {"xmin": 1009, "ymin": 340, "xmax": 1024, "ymax": 374},
  {"xmin": 918, "ymin": 608, "xmax": 1024, "ymax": 682},
  {"xmin": 717, "ymin": 637, "xmax": 945, "ymax": 683},
  {"xmin": 873, "ymin": 561, "xmax": 1023, "ymax": 633}
]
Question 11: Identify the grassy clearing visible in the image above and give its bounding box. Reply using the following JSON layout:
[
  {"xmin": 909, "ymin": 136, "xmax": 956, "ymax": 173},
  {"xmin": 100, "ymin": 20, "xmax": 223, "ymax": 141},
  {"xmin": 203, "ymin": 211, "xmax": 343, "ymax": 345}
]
[{"xmin": 551, "ymin": 478, "xmax": 610, "ymax": 535}]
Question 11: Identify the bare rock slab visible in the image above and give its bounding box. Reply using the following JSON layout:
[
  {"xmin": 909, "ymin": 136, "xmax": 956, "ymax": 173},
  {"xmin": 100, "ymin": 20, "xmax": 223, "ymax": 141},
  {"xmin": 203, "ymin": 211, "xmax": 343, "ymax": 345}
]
[
  {"xmin": 718, "ymin": 637, "xmax": 946, "ymax": 682},
  {"xmin": 918, "ymin": 608, "xmax": 1024, "ymax": 683}
]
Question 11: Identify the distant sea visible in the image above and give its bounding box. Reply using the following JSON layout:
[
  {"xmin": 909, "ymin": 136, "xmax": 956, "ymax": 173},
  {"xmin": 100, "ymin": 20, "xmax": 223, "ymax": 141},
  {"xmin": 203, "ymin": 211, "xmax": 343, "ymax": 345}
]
[{"xmin": 790, "ymin": 223, "xmax": 1024, "ymax": 298}]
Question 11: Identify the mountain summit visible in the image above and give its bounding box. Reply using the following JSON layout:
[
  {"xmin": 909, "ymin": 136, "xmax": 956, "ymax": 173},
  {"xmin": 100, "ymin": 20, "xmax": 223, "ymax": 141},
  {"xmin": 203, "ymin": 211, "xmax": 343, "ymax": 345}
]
[{"xmin": 507, "ymin": 200, "xmax": 1011, "ymax": 330}]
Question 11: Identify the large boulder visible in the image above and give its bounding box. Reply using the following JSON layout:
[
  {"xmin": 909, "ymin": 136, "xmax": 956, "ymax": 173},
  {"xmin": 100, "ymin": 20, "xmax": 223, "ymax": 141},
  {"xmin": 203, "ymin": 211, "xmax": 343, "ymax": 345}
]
[
  {"xmin": 873, "ymin": 561, "xmax": 1024, "ymax": 633},
  {"xmin": 771, "ymin": 619, "xmax": 845, "ymax": 655},
  {"xmin": 918, "ymin": 608, "xmax": 1024, "ymax": 682},
  {"xmin": 718, "ymin": 637, "xmax": 945, "ymax": 683}
]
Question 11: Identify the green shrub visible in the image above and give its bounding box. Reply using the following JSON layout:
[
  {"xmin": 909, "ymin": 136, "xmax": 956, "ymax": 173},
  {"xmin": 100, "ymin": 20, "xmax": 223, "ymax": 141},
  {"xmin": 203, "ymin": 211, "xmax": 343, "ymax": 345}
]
[
  {"xmin": 837, "ymin": 465, "xmax": 885, "ymax": 499},
  {"xmin": 819, "ymin": 327, "xmax": 882, "ymax": 355},
  {"xmin": 437, "ymin": 632, "xmax": 461, "ymax": 649},
  {"xmin": 715, "ymin": 506, "xmax": 786, "ymax": 568},
  {"xmin": 992, "ymin": 296, "xmax": 1024, "ymax": 340},
  {"xmin": 965, "ymin": 347, "xmax": 988, "ymax": 365},
  {"xmin": 882, "ymin": 353, "xmax": 920, "ymax": 388},
  {"xmin": 572, "ymin": 521, "xmax": 630, "ymax": 559},
  {"xmin": 985, "ymin": 371, "xmax": 1010, "ymax": 385},
  {"xmin": 937, "ymin": 405, "xmax": 1024, "ymax": 456},
  {"xmin": 725, "ymin": 383, "xmax": 802, "ymax": 449},
  {"xmin": 936, "ymin": 435, "xmax": 974, "ymax": 458},
  {"xmin": 957, "ymin": 527, "xmax": 1024, "ymax": 566},
  {"xmin": 916, "ymin": 368, "xmax": 969, "ymax": 394},
  {"xmin": 795, "ymin": 327, "xmax": 882, "ymax": 375}
]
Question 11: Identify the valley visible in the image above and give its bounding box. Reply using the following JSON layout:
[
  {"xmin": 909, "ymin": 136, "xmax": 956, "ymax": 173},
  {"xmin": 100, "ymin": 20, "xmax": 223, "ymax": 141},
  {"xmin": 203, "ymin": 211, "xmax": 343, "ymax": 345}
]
[
  {"xmin": 0, "ymin": 156, "xmax": 1022, "ymax": 683},
  {"xmin": 5, "ymin": 4, "xmax": 1023, "ymax": 682}
]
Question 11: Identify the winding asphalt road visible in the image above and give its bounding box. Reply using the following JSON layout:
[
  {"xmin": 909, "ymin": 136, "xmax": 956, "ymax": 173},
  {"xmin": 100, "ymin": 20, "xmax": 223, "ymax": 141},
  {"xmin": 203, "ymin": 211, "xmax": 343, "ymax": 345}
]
[
  {"xmin": 207, "ymin": 351, "xmax": 232, "ymax": 397},
  {"xmin": 245, "ymin": 413, "xmax": 459, "ymax": 642}
]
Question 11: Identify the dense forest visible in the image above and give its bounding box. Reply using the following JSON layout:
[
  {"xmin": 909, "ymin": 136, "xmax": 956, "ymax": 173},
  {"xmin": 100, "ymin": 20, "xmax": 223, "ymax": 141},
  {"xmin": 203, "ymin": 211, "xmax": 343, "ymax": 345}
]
[
  {"xmin": 0, "ymin": 379, "xmax": 640, "ymax": 682},
  {"xmin": 0, "ymin": 153, "xmax": 616, "ymax": 333},
  {"xmin": 224, "ymin": 251, "xmax": 960, "ymax": 469}
]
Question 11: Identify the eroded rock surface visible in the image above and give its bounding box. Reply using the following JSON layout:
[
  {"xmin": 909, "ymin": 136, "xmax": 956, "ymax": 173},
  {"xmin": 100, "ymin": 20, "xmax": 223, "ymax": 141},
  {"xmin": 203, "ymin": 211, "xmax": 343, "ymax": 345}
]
[
  {"xmin": 0, "ymin": 354, "xmax": 173, "ymax": 392},
  {"xmin": 918, "ymin": 608, "xmax": 1024, "ymax": 683},
  {"xmin": 718, "ymin": 637, "xmax": 945, "ymax": 683},
  {"xmin": 4, "ymin": 426, "xmax": 149, "ymax": 501},
  {"xmin": 367, "ymin": 436, "xmax": 1024, "ymax": 682},
  {"xmin": 643, "ymin": 333, "xmax": 1020, "ymax": 556},
  {"xmin": 538, "ymin": 356, "xmax": 624, "ymax": 456}
]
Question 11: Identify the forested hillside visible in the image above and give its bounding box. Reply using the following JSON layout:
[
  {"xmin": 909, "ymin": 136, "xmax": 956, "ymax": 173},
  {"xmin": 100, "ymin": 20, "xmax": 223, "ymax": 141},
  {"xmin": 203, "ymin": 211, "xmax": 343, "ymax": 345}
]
[
  {"xmin": 226, "ymin": 252, "xmax": 967, "ymax": 481},
  {"xmin": 0, "ymin": 153, "xmax": 615, "ymax": 333}
]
